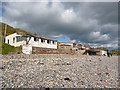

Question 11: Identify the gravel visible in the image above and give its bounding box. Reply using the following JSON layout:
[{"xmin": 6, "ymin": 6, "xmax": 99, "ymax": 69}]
[{"xmin": 1, "ymin": 54, "xmax": 119, "ymax": 88}]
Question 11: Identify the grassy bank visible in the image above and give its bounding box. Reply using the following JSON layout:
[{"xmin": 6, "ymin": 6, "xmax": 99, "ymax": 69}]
[
  {"xmin": 0, "ymin": 42, "xmax": 22, "ymax": 55},
  {"xmin": 2, "ymin": 43, "xmax": 16, "ymax": 54},
  {"xmin": 1, "ymin": 22, "xmax": 32, "ymax": 36},
  {"xmin": 109, "ymin": 50, "xmax": 120, "ymax": 56}
]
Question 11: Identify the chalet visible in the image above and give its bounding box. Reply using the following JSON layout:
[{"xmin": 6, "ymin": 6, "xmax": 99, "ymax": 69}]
[{"xmin": 5, "ymin": 33, "xmax": 57, "ymax": 49}]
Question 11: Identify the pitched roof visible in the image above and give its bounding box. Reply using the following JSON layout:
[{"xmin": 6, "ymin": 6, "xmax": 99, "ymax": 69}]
[
  {"xmin": 87, "ymin": 48, "xmax": 100, "ymax": 52},
  {"xmin": 25, "ymin": 34, "xmax": 57, "ymax": 41}
]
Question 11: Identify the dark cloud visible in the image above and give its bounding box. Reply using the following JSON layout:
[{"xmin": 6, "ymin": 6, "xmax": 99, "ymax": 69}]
[{"xmin": 2, "ymin": 1, "xmax": 118, "ymax": 49}]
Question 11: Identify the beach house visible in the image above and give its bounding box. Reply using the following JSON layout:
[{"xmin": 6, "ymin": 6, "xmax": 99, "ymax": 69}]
[{"xmin": 5, "ymin": 33, "xmax": 57, "ymax": 49}]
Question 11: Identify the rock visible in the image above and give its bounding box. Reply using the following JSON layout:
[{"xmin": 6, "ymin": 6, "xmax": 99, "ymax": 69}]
[
  {"xmin": 1, "ymin": 54, "xmax": 118, "ymax": 88},
  {"xmin": 37, "ymin": 62, "xmax": 44, "ymax": 65},
  {"xmin": 64, "ymin": 78, "xmax": 72, "ymax": 81}
]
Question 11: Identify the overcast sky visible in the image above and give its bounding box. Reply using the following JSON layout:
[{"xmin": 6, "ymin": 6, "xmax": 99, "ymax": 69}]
[{"xmin": 1, "ymin": 0, "xmax": 118, "ymax": 50}]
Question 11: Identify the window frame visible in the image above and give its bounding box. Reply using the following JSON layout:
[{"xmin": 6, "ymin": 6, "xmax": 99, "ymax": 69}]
[
  {"xmin": 41, "ymin": 38, "xmax": 45, "ymax": 43},
  {"xmin": 13, "ymin": 37, "xmax": 15, "ymax": 43},
  {"xmin": 8, "ymin": 39, "xmax": 9, "ymax": 44},
  {"xmin": 47, "ymin": 40, "xmax": 51, "ymax": 44},
  {"xmin": 34, "ymin": 37, "xmax": 39, "ymax": 41}
]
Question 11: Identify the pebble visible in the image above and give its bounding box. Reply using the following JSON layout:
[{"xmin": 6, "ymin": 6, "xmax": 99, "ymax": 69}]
[{"xmin": 1, "ymin": 54, "xmax": 119, "ymax": 88}]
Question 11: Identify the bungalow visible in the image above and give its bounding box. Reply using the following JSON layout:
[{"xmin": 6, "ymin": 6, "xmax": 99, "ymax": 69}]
[
  {"xmin": 5, "ymin": 33, "xmax": 57, "ymax": 49},
  {"xmin": 58, "ymin": 42, "xmax": 76, "ymax": 49},
  {"xmin": 85, "ymin": 48, "xmax": 100, "ymax": 55},
  {"xmin": 100, "ymin": 50, "xmax": 107, "ymax": 56},
  {"xmin": 77, "ymin": 44, "xmax": 82, "ymax": 50}
]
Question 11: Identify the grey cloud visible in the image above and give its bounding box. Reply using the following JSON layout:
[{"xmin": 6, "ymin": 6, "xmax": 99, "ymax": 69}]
[
  {"xmin": 2, "ymin": 2, "xmax": 118, "ymax": 49},
  {"xmin": 62, "ymin": 2, "xmax": 118, "ymax": 25}
]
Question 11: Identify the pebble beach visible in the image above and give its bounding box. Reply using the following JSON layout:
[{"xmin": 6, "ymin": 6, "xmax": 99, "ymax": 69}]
[{"xmin": 0, "ymin": 54, "xmax": 119, "ymax": 88}]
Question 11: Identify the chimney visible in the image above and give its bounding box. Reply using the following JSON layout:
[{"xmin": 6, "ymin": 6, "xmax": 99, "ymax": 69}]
[{"xmin": 34, "ymin": 33, "xmax": 37, "ymax": 36}]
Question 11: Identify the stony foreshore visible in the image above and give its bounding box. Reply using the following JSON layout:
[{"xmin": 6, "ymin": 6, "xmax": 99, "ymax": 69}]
[{"xmin": 0, "ymin": 54, "xmax": 119, "ymax": 88}]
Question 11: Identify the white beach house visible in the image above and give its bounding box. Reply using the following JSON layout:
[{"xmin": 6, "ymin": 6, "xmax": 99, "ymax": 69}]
[{"xmin": 5, "ymin": 33, "xmax": 57, "ymax": 49}]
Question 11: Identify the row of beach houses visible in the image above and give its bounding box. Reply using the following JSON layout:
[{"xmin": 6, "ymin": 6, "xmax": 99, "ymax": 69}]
[
  {"xmin": 4, "ymin": 33, "xmax": 107, "ymax": 55},
  {"xmin": 5, "ymin": 33, "xmax": 57, "ymax": 49}
]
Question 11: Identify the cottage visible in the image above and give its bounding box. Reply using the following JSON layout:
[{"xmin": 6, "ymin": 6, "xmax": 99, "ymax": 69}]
[
  {"xmin": 58, "ymin": 44, "xmax": 72, "ymax": 49},
  {"xmin": 5, "ymin": 33, "xmax": 26, "ymax": 47},
  {"xmin": 85, "ymin": 48, "xmax": 100, "ymax": 55},
  {"xmin": 77, "ymin": 44, "xmax": 82, "ymax": 50},
  {"xmin": 58, "ymin": 42, "xmax": 76, "ymax": 49},
  {"xmin": 100, "ymin": 50, "xmax": 107, "ymax": 56},
  {"xmin": 5, "ymin": 33, "xmax": 57, "ymax": 49},
  {"xmin": 81, "ymin": 45, "xmax": 86, "ymax": 50}
]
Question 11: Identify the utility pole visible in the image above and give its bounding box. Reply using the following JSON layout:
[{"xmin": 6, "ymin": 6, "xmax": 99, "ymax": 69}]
[
  {"xmin": 4, "ymin": 24, "xmax": 7, "ymax": 37},
  {"xmin": 4, "ymin": 24, "xmax": 7, "ymax": 42}
]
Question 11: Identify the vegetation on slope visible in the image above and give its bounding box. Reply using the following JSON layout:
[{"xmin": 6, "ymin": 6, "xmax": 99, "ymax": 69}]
[
  {"xmin": 96, "ymin": 47, "xmax": 120, "ymax": 55},
  {"xmin": 96, "ymin": 47, "xmax": 107, "ymax": 51},
  {"xmin": 0, "ymin": 38, "xmax": 2, "ymax": 54},
  {"xmin": 0, "ymin": 22, "xmax": 120, "ymax": 55},
  {"xmin": 1, "ymin": 22, "xmax": 32, "ymax": 36},
  {"xmin": 2, "ymin": 43, "xmax": 16, "ymax": 54},
  {"xmin": 0, "ymin": 22, "xmax": 32, "ymax": 54},
  {"xmin": 109, "ymin": 50, "xmax": 120, "ymax": 55},
  {"xmin": 0, "ymin": 42, "xmax": 22, "ymax": 55}
]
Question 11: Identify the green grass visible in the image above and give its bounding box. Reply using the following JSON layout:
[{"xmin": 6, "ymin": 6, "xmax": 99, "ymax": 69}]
[
  {"xmin": 0, "ymin": 22, "xmax": 32, "ymax": 36},
  {"xmin": 0, "ymin": 22, "xmax": 29, "ymax": 54},
  {"xmin": 1, "ymin": 43, "xmax": 16, "ymax": 54},
  {"xmin": 109, "ymin": 50, "xmax": 120, "ymax": 55},
  {"xmin": 0, "ymin": 36, "xmax": 2, "ymax": 54},
  {"xmin": 96, "ymin": 47, "xmax": 120, "ymax": 56},
  {"xmin": 0, "ymin": 42, "xmax": 22, "ymax": 55},
  {"xmin": 96, "ymin": 47, "xmax": 107, "ymax": 51},
  {"xmin": 0, "ymin": 46, "xmax": 1, "ymax": 54}
]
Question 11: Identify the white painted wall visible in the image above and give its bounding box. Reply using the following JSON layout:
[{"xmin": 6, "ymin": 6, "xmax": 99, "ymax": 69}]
[
  {"xmin": 101, "ymin": 50, "xmax": 107, "ymax": 56},
  {"xmin": 22, "ymin": 44, "xmax": 32, "ymax": 54},
  {"xmin": 28, "ymin": 37, "xmax": 57, "ymax": 49},
  {"xmin": 5, "ymin": 33, "xmax": 26, "ymax": 47},
  {"xmin": 5, "ymin": 33, "xmax": 57, "ymax": 49}
]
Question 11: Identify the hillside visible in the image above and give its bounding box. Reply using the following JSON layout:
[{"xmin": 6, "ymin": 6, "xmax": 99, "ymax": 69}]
[
  {"xmin": 109, "ymin": 50, "xmax": 120, "ymax": 55},
  {"xmin": 96, "ymin": 47, "xmax": 120, "ymax": 55},
  {"xmin": 96, "ymin": 47, "xmax": 107, "ymax": 51},
  {"xmin": 0, "ymin": 22, "xmax": 119, "ymax": 55},
  {"xmin": 0, "ymin": 22, "xmax": 32, "ymax": 54},
  {"xmin": 0, "ymin": 22, "xmax": 32, "ymax": 36}
]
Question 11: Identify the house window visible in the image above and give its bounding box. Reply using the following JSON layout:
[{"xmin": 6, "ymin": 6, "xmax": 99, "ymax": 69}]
[
  {"xmin": 54, "ymin": 41, "xmax": 56, "ymax": 45},
  {"xmin": 16, "ymin": 36, "xmax": 27, "ymax": 42},
  {"xmin": 47, "ymin": 40, "xmax": 50, "ymax": 44},
  {"xmin": 73, "ymin": 43, "xmax": 76, "ymax": 47},
  {"xmin": 13, "ymin": 37, "xmax": 15, "ymax": 43},
  {"xmin": 34, "ymin": 37, "xmax": 36, "ymax": 41},
  {"xmin": 53, "ymin": 41, "xmax": 54, "ymax": 44},
  {"xmin": 41, "ymin": 39, "xmax": 45, "ymax": 43},
  {"xmin": 8, "ymin": 39, "xmax": 9, "ymax": 44},
  {"xmin": 34, "ymin": 37, "xmax": 39, "ymax": 41},
  {"xmin": 16, "ymin": 36, "xmax": 20, "ymax": 42}
]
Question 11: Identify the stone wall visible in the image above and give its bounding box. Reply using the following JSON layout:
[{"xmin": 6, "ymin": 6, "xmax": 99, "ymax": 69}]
[{"xmin": 32, "ymin": 47, "xmax": 75, "ymax": 54}]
